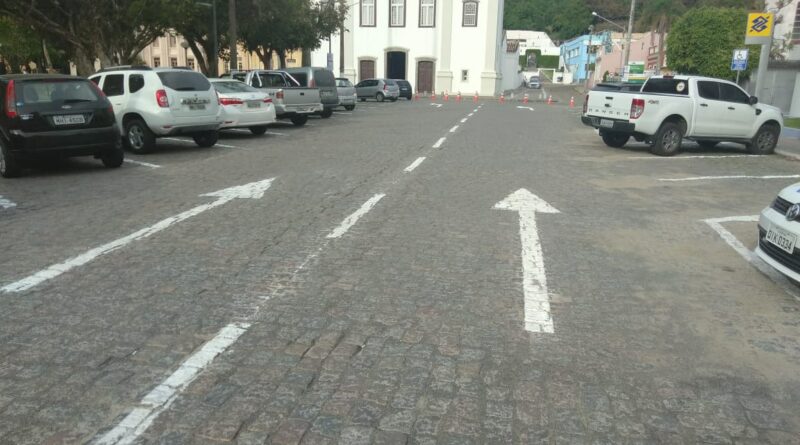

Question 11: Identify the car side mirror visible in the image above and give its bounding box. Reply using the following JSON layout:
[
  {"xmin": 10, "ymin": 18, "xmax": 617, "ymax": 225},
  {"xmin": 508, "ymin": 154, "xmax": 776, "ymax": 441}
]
[{"xmin": 749, "ymin": 96, "xmax": 758, "ymax": 105}]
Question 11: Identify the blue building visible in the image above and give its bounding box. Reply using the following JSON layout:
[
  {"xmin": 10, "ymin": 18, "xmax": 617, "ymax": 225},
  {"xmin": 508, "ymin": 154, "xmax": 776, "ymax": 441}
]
[{"xmin": 560, "ymin": 32, "xmax": 610, "ymax": 83}]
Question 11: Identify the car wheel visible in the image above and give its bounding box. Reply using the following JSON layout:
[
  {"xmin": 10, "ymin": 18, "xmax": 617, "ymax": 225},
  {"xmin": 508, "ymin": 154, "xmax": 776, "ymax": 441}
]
[
  {"xmin": 344, "ymin": 105, "xmax": 355, "ymax": 111},
  {"xmin": 321, "ymin": 108, "xmax": 333, "ymax": 118},
  {"xmin": 376, "ymin": 93, "xmax": 385, "ymax": 102},
  {"xmin": 0, "ymin": 138, "xmax": 21, "ymax": 178},
  {"xmin": 359, "ymin": 98, "xmax": 366, "ymax": 102},
  {"xmin": 746, "ymin": 124, "xmax": 779, "ymax": 155},
  {"xmin": 250, "ymin": 125, "xmax": 268, "ymax": 135},
  {"xmin": 601, "ymin": 132, "xmax": 630, "ymax": 148},
  {"xmin": 650, "ymin": 121, "xmax": 684, "ymax": 156},
  {"xmin": 193, "ymin": 131, "xmax": 219, "ymax": 148},
  {"xmin": 124, "ymin": 119, "xmax": 155, "ymax": 154},
  {"xmin": 101, "ymin": 147, "xmax": 124, "ymax": 168},
  {"xmin": 697, "ymin": 140, "xmax": 719, "ymax": 149},
  {"xmin": 291, "ymin": 115, "xmax": 308, "ymax": 126}
]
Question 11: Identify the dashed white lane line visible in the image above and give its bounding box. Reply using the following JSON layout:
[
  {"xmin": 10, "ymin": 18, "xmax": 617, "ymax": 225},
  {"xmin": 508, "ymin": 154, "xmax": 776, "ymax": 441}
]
[
  {"xmin": 473, "ymin": 108, "xmax": 478, "ymax": 112},
  {"xmin": 2, "ymin": 178, "xmax": 275, "ymax": 293},
  {"xmin": 162, "ymin": 137, "xmax": 246, "ymax": 150},
  {"xmin": 0, "ymin": 195, "xmax": 16, "ymax": 209},
  {"xmin": 449, "ymin": 125, "xmax": 459, "ymax": 133},
  {"xmin": 628, "ymin": 155, "xmax": 758, "ymax": 160},
  {"xmin": 124, "ymin": 159, "xmax": 161, "ymax": 169},
  {"xmin": 659, "ymin": 174, "xmax": 800, "ymax": 182},
  {"xmin": 460, "ymin": 118, "xmax": 468, "ymax": 123},
  {"xmin": 433, "ymin": 137, "xmax": 446, "ymax": 149},
  {"xmin": 93, "ymin": 323, "xmax": 251, "ymax": 445},
  {"xmin": 404, "ymin": 157, "xmax": 426, "ymax": 173},
  {"xmin": 326, "ymin": 193, "xmax": 386, "ymax": 239},
  {"xmin": 468, "ymin": 113, "xmax": 474, "ymax": 117}
]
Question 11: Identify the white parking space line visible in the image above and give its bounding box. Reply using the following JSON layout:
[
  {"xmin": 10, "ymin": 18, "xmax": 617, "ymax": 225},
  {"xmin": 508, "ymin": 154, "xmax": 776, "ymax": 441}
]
[
  {"xmin": 2, "ymin": 178, "xmax": 275, "ymax": 293},
  {"xmin": 433, "ymin": 137, "xmax": 446, "ymax": 149},
  {"xmin": 404, "ymin": 157, "xmax": 426, "ymax": 173},
  {"xmin": 659, "ymin": 174, "xmax": 800, "ymax": 182},
  {"xmin": 326, "ymin": 193, "xmax": 386, "ymax": 239},
  {"xmin": 460, "ymin": 118, "xmax": 468, "ymax": 123},
  {"xmin": 124, "ymin": 159, "xmax": 161, "ymax": 169},
  {"xmin": 161, "ymin": 137, "xmax": 247, "ymax": 150},
  {"xmin": 628, "ymin": 155, "xmax": 759, "ymax": 160},
  {"xmin": 0, "ymin": 195, "xmax": 16, "ymax": 210},
  {"xmin": 335, "ymin": 112, "xmax": 352, "ymax": 115},
  {"xmin": 703, "ymin": 215, "xmax": 799, "ymax": 300},
  {"xmin": 473, "ymin": 108, "xmax": 478, "ymax": 112},
  {"xmin": 93, "ymin": 323, "xmax": 251, "ymax": 445},
  {"xmin": 449, "ymin": 125, "xmax": 459, "ymax": 133},
  {"xmin": 265, "ymin": 131, "xmax": 286, "ymax": 136},
  {"xmin": 468, "ymin": 113, "xmax": 474, "ymax": 117}
]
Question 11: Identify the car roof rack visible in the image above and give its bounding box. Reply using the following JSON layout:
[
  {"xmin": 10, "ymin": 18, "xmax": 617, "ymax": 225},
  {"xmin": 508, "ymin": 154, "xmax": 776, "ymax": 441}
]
[{"xmin": 94, "ymin": 65, "xmax": 153, "ymax": 74}]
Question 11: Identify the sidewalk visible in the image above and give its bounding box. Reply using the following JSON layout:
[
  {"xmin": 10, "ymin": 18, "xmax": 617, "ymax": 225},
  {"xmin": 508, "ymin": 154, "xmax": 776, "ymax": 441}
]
[{"xmin": 776, "ymin": 128, "xmax": 800, "ymax": 159}]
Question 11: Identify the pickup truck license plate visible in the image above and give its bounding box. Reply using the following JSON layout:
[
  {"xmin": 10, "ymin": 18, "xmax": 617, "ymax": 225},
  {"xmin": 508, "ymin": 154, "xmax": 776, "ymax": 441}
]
[
  {"xmin": 189, "ymin": 104, "xmax": 206, "ymax": 110},
  {"xmin": 766, "ymin": 226, "xmax": 797, "ymax": 254},
  {"xmin": 53, "ymin": 114, "xmax": 85, "ymax": 125},
  {"xmin": 246, "ymin": 101, "xmax": 261, "ymax": 108},
  {"xmin": 600, "ymin": 119, "xmax": 614, "ymax": 128}
]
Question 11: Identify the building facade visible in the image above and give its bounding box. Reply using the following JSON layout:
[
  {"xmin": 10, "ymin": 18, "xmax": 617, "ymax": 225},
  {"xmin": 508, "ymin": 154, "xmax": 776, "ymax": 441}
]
[
  {"xmin": 560, "ymin": 33, "xmax": 611, "ymax": 83},
  {"xmin": 311, "ymin": 0, "xmax": 506, "ymax": 96},
  {"xmin": 592, "ymin": 31, "xmax": 665, "ymax": 84},
  {"xmin": 505, "ymin": 30, "xmax": 560, "ymax": 57}
]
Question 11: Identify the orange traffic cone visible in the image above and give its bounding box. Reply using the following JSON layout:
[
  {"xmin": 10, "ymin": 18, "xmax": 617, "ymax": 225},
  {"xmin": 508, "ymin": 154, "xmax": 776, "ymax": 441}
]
[
  {"xmin": 473, "ymin": 92, "xmax": 478, "ymax": 103},
  {"xmin": 569, "ymin": 96, "xmax": 575, "ymax": 108},
  {"xmin": 456, "ymin": 92, "xmax": 462, "ymax": 103},
  {"xmin": 499, "ymin": 93, "xmax": 505, "ymax": 104},
  {"xmin": 547, "ymin": 95, "xmax": 553, "ymax": 105},
  {"xmin": 444, "ymin": 91, "xmax": 449, "ymax": 102},
  {"xmin": 430, "ymin": 91, "xmax": 435, "ymax": 101},
  {"xmin": 414, "ymin": 92, "xmax": 419, "ymax": 101},
  {"xmin": 523, "ymin": 94, "xmax": 529, "ymax": 105}
]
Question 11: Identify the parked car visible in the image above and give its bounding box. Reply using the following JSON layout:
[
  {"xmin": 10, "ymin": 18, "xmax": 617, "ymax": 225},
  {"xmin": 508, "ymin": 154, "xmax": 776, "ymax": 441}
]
[
  {"xmin": 528, "ymin": 76, "xmax": 541, "ymax": 89},
  {"xmin": 89, "ymin": 66, "xmax": 222, "ymax": 154},
  {"xmin": 756, "ymin": 183, "xmax": 800, "ymax": 283},
  {"xmin": 394, "ymin": 79, "xmax": 412, "ymax": 100},
  {"xmin": 336, "ymin": 78, "xmax": 357, "ymax": 110},
  {"xmin": 581, "ymin": 75, "xmax": 783, "ymax": 156},
  {"xmin": 355, "ymin": 79, "xmax": 399, "ymax": 102},
  {"xmin": 210, "ymin": 79, "xmax": 276, "ymax": 135},
  {"xmin": 0, "ymin": 74, "xmax": 123, "ymax": 178},
  {"xmin": 283, "ymin": 67, "xmax": 338, "ymax": 118},
  {"xmin": 239, "ymin": 70, "xmax": 323, "ymax": 126}
]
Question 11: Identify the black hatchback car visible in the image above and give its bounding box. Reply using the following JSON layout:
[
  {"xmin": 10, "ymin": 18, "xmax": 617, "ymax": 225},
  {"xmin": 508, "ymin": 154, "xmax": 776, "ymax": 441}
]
[
  {"xmin": 394, "ymin": 79, "xmax": 412, "ymax": 100},
  {"xmin": 0, "ymin": 74, "xmax": 123, "ymax": 177}
]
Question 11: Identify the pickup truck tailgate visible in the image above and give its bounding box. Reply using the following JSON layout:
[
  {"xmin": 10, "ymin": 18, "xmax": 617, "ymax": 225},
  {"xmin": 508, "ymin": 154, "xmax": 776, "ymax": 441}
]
[
  {"xmin": 586, "ymin": 92, "xmax": 632, "ymax": 120},
  {"xmin": 280, "ymin": 88, "xmax": 320, "ymax": 112}
]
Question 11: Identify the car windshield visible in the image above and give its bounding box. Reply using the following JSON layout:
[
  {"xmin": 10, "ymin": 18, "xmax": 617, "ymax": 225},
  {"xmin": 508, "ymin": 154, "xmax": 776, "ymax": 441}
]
[
  {"xmin": 157, "ymin": 71, "xmax": 211, "ymax": 91},
  {"xmin": 213, "ymin": 81, "xmax": 259, "ymax": 94},
  {"xmin": 14, "ymin": 79, "xmax": 101, "ymax": 110}
]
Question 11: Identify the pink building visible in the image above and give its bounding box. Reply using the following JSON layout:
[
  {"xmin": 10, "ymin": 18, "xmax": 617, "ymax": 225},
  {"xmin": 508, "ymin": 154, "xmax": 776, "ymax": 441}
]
[{"xmin": 592, "ymin": 31, "xmax": 667, "ymax": 84}]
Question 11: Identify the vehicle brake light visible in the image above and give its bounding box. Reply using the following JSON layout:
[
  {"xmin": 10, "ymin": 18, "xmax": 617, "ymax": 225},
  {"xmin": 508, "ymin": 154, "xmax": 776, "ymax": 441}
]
[
  {"xmin": 4, "ymin": 80, "xmax": 17, "ymax": 119},
  {"xmin": 630, "ymin": 98, "xmax": 645, "ymax": 119},
  {"xmin": 156, "ymin": 89, "xmax": 169, "ymax": 108},
  {"xmin": 582, "ymin": 94, "xmax": 588, "ymax": 114},
  {"xmin": 383, "ymin": 84, "xmax": 388, "ymax": 92},
  {"xmin": 219, "ymin": 97, "xmax": 244, "ymax": 106},
  {"xmin": 263, "ymin": 97, "xmax": 273, "ymax": 103},
  {"xmin": 310, "ymin": 78, "xmax": 316, "ymax": 88},
  {"xmin": 276, "ymin": 90, "xmax": 284, "ymax": 100}
]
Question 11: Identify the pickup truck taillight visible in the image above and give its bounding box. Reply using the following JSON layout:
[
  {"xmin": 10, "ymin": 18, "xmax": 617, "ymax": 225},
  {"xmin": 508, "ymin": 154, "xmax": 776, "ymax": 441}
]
[
  {"xmin": 630, "ymin": 98, "xmax": 645, "ymax": 119},
  {"xmin": 276, "ymin": 90, "xmax": 284, "ymax": 100},
  {"xmin": 4, "ymin": 80, "xmax": 17, "ymax": 118},
  {"xmin": 582, "ymin": 94, "xmax": 588, "ymax": 114},
  {"xmin": 263, "ymin": 97, "xmax": 273, "ymax": 103},
  {"xmin": 156, "ymin": 89, "xmax": 169, "ymax": 108},
  {"xmin": 219, "ymin": 97, "xmax": 244, "ymax": 106},
  {"xmin": 383, "ymin": 84, "xmax": 388, "ymax": 92}
]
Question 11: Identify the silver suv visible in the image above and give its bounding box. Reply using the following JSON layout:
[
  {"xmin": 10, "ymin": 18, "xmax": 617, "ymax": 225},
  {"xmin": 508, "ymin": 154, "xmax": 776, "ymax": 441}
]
[
  {"xmin": 356, "ymin": 79, "xmax": 400, "ymax": 102},
  {"xmin": 89, "ymin": 66, "xmax": 222, "ymax": 154}
]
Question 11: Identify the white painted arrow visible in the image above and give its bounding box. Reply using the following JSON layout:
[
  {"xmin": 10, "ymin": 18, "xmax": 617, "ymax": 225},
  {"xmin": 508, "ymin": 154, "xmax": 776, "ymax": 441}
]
[
  {"xmin": 2, "ymin": 178, "xmax": 276, "ymax": 293},
  {"xmin": 0, "ymin": 195, "xmax": 16, "ymax": 210},
  {"xmin": 516, "ymin": 106, "xmax": 534, "ymax": 111},
  {"xmin": 430, "ymin": 103, "xmax": 443, "ymax": 108},
  {"xmin": 494, "ymin": 189, "xmax": 560, "ymax": 333}
]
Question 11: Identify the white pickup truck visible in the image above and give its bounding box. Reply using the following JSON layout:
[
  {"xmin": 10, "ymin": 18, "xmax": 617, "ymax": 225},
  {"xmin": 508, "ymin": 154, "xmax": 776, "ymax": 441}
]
[
  {"xmin": 581, "ymin": 75, "xmax": 783, "ymax": 156},
  {"xmin": 225, "ymin": 70, "xmax": 323, "ymax": 126}
]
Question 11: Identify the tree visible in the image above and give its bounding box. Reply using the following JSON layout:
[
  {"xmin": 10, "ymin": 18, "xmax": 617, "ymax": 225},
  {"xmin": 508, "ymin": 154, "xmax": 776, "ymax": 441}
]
[
  {"xmin": 171, "ymin": 0, "xmax": 230, "ymax": 76},
  {"xmin": 0, "ymin": 17, "xmax": 42, "ymax": 73},
  {"xmin": 666, "ymin": 7, "xmax": 759, "ymax": 80},
  {"xmin": 0, "ymin": 0, "xmax": 176, "ymax": 75}
]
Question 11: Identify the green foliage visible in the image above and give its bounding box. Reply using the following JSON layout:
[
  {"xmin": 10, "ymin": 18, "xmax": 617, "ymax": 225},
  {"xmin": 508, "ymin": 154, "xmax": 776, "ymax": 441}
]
[
  {"xmin": 666, "ymin": 7, "xmax": 759, "ymax": 80},
  {"xmin": 504, "ymin": 0, "xmax": 591, "ymax": 40},
  {"xmin": 0, "ymin": 17, "xmax": 42, "ymax": 73}
]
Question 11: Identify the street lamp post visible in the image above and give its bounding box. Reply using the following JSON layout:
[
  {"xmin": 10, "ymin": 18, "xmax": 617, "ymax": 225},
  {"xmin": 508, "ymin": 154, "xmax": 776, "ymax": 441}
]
[
  {"xmin": 197, "ymin": 0, "xmax": 218, "ymax": 76},
  {"xmin": 585, "ymin": 26, "xmax": 594, "ymax": 89},
  {"xmin": 180, "ymin": 40, "xmax": 190, "ymax": 68},
  {"xmin": 623, "ymin": 0, "xmax": 636, "ymax": 73},
  {"xmin": 592, "ymin": 11, "xmax": 627, "ymax": 80}
]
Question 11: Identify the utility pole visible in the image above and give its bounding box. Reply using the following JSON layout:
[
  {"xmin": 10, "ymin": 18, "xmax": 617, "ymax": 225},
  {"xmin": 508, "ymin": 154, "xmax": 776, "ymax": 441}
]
[
  {"xmin": 339, "ymin": 0, "xmax": 345, "ymax": 75},
  {"xmin": 622, "ymin": 0, "xmax": 636, "ymax": 73},
  {"xmin": 228, "ymin": 0, "xmax": 237, "ymax": 73},
  {"xmin": 211, "ymin": 0, "xmax": 218, "ymax": 76}
]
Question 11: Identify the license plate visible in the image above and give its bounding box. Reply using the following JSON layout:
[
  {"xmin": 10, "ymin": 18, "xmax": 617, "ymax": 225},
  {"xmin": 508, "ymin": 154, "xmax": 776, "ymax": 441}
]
[
  {"xmin": 766, "ymin": 225, "xmax": 797, "ymax": 254},
  {"xmin": 600, "ymin": 119, "xmax": 614, "ymax": 128},
  {"xmin": 52, "ymin": 114, "xmax": 85, "ymax": 125},
  {"xmin": 189, "ymin": 104, "xmax": 206, "ymax": 110},
  {"xmin": 246, "ymin": 101, "xmax": 261, "ymax": 108}
]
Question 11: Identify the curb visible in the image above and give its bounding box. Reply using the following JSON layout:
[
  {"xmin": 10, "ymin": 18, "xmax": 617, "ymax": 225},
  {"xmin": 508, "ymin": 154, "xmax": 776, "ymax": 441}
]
[
  {"xmin": 776, "ymin": 149, "xmax": 800, "ymax": 161},
  {"xmin": 782, "ymin": 127, "xmax": 800, "ymax": 140}
]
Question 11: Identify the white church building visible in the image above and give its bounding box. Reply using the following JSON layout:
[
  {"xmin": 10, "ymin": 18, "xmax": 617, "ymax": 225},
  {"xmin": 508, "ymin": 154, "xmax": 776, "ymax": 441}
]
[{"xmin": 311, "ymin": 0, "xmax": 506, "ymax": 96}]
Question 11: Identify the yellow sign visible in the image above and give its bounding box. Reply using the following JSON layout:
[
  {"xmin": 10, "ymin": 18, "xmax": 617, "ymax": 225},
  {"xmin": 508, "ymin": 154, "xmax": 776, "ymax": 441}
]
[{"xmin": 746, "ymin": 12, "xmax": 773, "ymax": 38}]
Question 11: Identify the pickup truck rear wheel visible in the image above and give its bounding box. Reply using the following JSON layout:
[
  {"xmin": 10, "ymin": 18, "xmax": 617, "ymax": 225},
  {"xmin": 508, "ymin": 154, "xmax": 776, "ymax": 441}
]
[
  {"xmin": 250, "ymin": 126, "xmax": 268, "ymax": 135},
  {"xmin": 291, "ymin": 115, "xmax": 308, "ymax": 126},
  {"xmin": 321, "ymin": 108, "xmax": 333, "ymax": 118},
  {"xmin": 650, "ymin": 122, "xmax": 684, "ymax": 156},
  {"xmin": 193, "ymin": 131, "xmax": 219, "ymax": 147},
  {"xmin": 601, "ymin": 132, "xmax": 630, "ymax": 148},
  {"xmin": 376, "ymin": 93, "xmax": 385, "ymax": 102},
  {"xmin": 344, "ymin": 105, "xmax": 355, "ymax": 111},
  {"xmin": 746, "ymin": 124, "xmax": 779, "ymax": 155}
]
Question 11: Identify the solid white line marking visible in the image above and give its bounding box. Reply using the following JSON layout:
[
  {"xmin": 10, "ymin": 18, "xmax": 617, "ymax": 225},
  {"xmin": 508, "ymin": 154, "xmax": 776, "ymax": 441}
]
[
  {"xmin": 0, "ymin": 195, "xmax": 16, "ymax": 209},
  {"xmin": 162, "ymin": 137, "xmax": 246, "ymax": 150},
  {"xmin": 93, "ymin": 323, "xmax": 251, "ymax": 445},
  {"xmin": 460, "ymin": 118, "xmax": 468, "ymax": 123},
  {"xmin": 495, "ymin": 189, "xmax": 560, "ymax": 333},
  {"xmin": 335, "ymin": 112, "xmax": 352, "ymax": 115},
  {"xmin": 628, "ymin": 155, "xmax": 758, "ymax": 160},
  {"xmin": 124, "ymin": 159, "xmax": 161, "ymax": 169},
  {"xmin": 449, "ymin": 125, "xmax": 459, "ymax": 133},
  {"xmin": 2, "ymin": 178, "xmax": 275, "ymax": 293},
  {"xmin": 433, "ymin": 137, "xmax": 446, "ymax": 149},
  {"xmin": 404, "ymin": 157, "xmax": 426, "ymax": 173},
  {"xmin": 326, "ymin": 193, "xmax": 385, "ymax": 239},
  {"xmin": 659, "ymin": 174, "xmax": 800, "ymax": 182},
  {"xmin": 265, "ymin": 131, "xmax": 286, "ymax": 136}
]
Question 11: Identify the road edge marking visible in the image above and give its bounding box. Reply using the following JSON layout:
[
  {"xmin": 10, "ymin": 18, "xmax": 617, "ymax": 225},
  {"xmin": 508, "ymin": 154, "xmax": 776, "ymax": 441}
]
[
  {"xmin": 432, "ymin": 137, "xmax": 446, "ymax": 149},
  {"xmin": 404, "ymin": 157, "xmax": 426, "ymax": 173},
  {"xmin": 124, "ymin": 159, "xmax": 161, "ymax": 169},
  {"xmin": 326, "ymin": 193, "xmax": 386, "ymax": 239},
  {"xmin": 660, "ymin": 174, "xmax": 800, "ymax": 182}
]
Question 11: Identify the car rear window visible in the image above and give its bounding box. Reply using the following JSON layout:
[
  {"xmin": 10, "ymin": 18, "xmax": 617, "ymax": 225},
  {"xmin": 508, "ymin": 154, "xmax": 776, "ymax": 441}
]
[
  {"xmin": 14, "ymin": 79, "xmax": 101, "ymax": 110},
  {"xmin": 213, "ymin": 81, "xmax": 259, "ymax": 93},
  {"xmin": 336, "ymin": 79, "xmax": 353, "ymax": 87},
  {"xmin": 642, "ymin": 78, "xmax": 689, "ymax": 95},
  {"xmin": 157, "ymin": 71, "xmax": 211, "ymax": 91},
  {"xmin": 290, "ymin": 72, "xmax": 309, "ymax": 86},
  {"xmin": 313, "ymin": 69, "xmax": 336, "ymax": 87},
  {"xmin": 384, "ymin": 80, "xmax": 397, "ymax": 86}
]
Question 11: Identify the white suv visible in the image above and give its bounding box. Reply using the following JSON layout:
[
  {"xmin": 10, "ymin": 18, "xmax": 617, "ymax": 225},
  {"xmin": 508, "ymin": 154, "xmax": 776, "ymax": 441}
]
[{"xmin": 89, "ymin": 66, "xmax": 222, "ymax": 153}]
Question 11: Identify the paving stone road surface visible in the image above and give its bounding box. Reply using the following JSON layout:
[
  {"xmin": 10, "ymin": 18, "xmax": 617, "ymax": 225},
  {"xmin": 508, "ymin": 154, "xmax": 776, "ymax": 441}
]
[{"xmin": 1, "ymin": 85, "xmax": 799, "ymax": 444}]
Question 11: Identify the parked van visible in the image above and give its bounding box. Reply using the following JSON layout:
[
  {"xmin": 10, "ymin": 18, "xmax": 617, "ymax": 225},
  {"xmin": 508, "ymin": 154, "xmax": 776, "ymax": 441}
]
[{"xmin": 282, "ymin": 67, "xmax": 338, "ymax": 118}]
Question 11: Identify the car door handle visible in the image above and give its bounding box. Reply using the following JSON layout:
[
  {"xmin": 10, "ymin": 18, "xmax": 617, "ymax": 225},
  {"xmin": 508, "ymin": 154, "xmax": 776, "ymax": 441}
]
[
  {"xmin": 700, "ymin": 103, "xmax": 708, "ymax": 107},
  {"xmin": 728, "ymin": 106, "xmax": 735, "ymax": 110}
]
